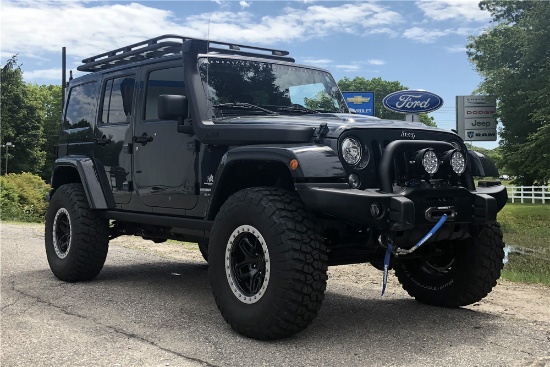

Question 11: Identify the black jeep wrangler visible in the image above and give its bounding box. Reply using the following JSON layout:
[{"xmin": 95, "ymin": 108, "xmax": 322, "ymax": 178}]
[{"xmin": 46, "ymin": 35, "xmax": 507, "ymax": 340}]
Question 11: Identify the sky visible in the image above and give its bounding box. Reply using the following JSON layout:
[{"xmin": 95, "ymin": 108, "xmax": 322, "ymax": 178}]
[{"xmin": 0, "ymin": 0, "xmax": 498, "ymax": 148}]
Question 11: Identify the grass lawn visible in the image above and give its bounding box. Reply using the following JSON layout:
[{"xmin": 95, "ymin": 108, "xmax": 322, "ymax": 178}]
[{"xmin": 498, "ymin": 203, "xmax": 550, "ymax": 285}]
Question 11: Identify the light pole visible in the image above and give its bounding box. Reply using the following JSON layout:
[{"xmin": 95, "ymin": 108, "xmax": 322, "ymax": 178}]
[{"xmin": 2, "ymin": 142, "xmax": 15, "ymax": 175}]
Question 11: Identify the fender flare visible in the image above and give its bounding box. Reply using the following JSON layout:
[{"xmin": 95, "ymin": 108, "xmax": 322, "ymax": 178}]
[
  {"xmin": 206, "ymin": 145, "xmax": 346, "ymax": 219},
  {"xmin": 468, "ymin": 150, "xmax": 499, "ymax": 177},
  {"xmin": 50, "ymin": 156, "xmax": 115, "ymax": 209}
]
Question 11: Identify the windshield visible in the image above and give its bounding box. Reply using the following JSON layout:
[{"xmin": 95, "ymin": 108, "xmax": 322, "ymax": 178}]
[{"xmin": 199, "ymin": 57, "xmax": 348, "ymax": 118}]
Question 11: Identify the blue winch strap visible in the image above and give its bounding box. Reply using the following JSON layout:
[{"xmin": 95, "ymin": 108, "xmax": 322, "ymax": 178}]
[
  {"xmin": 380, "ymin": 214, "xmax": 448, "ymax": 297},
  {"xmin": 411, "ymin": 214, "xmax": 448, "ymax": 251},
  {"xmin": 381, "ymin": 241, "xmax": 393, "ymax": 296}
]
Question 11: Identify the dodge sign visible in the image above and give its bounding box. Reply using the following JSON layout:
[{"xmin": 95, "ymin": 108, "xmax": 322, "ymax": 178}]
[{"xmin": 456, "ymin": 95, "xmax": 497, "ymax": 141}]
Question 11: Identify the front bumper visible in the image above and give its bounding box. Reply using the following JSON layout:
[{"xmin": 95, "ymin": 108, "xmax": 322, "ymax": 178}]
[{"xmin": 296, "ymin": 183, "xmax": 507, "ymax": 231}]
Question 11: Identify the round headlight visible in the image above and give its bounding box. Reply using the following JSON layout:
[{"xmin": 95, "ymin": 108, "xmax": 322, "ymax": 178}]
[
  {"xmin": 420, "ymin": 149, "xmax": 439, "ymax": 175},
  {"xmin": 341, "ymin": 137, "xmax": 362, "ymax": 165},
  {"xmin": 450, "ymin": 150, "xmax": 466, "ymax": 174}
]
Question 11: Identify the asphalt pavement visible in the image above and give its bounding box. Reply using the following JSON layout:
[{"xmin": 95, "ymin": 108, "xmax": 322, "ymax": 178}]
[{"xmin": 1, "ymin": 222, "xmax": 549, "ymax": 367}]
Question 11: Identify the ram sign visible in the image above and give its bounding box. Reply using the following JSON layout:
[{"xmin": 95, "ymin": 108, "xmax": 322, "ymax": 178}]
[{"xmin": 456, "ymin": 95, "xmax": 497, "ymax": 141}]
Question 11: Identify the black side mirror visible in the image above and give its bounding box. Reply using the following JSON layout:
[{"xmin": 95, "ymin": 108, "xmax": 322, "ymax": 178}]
[{"xmin": 158, "ymin": 95, "xmax": 193, "ymax": 134}]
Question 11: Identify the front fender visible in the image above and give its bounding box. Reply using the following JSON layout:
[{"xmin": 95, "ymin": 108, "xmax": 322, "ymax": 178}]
[
  {"xmin": 206, "ymin": 145, "xmax": 346, "ymax": 220},
  {"xmin": 220, "ymin": 145, "xmax": 346, "ymax": 179},
  {"xmin": 50, "ymin": 156, "xmax": 114, "ymax": 209},
  {"xmin": 468, "ymin": 150, "xmax": 499, "ymax": 177}
]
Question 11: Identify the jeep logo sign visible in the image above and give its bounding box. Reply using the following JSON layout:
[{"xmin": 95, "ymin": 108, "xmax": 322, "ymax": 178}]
[{"xmin": 382, "ymin": 90, "xmax": 443, "ymax": 114}]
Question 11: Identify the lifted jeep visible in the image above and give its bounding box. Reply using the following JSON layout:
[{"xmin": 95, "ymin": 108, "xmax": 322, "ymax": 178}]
[{"xmin": 46, "ymin": 35, "xmax": 507, "ymax": 340}]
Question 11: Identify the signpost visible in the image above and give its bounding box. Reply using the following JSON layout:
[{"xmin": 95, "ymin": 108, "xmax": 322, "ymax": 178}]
[
  {"xmin": 342, "ymin": 91, "xmax": 375, "ymax": 116},
  {"xmin": 456, "ymin": 95, "xmax": 497, "ymax": 141}
]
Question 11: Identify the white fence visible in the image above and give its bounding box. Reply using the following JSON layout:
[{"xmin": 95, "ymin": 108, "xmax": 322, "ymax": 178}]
[{"xmin": 505, "ymin": 186, "xmax": 550, "ymax": 204}]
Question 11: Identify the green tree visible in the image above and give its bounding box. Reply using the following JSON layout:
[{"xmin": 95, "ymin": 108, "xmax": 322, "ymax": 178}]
[
  {"xmin": 337, "ymin": 76, "xmax": 437, "ymax": 127},
  {"xmin": 27, "ymin": 84, "xmax": 62, "ymax": 180},
  {"xmin": 1, "ymin": 56, "xmax": 46, "ymax": 174},
  {"xmin": 467, "ymin": 1, "xmax": 550, "ymax": 184}
]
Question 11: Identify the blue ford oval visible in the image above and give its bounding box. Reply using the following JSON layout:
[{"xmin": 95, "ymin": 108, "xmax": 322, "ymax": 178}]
[{"xmin": 382, "ymin": 90, "xmax": 444, "ymax": 114}]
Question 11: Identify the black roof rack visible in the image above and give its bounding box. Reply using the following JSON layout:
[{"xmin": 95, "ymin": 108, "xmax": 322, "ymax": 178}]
[{"xmin": 77, "ymin": 34, "xmax": 293, "ymax": 72}]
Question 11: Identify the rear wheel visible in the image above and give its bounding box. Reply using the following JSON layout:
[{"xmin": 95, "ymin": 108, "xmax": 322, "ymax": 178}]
[
  {"xmin": 209, "ymin": 187, "xmax": 328, "ymax": 339},
  {"xmin": 395, "ymin": 222, "xmax": 504, "ymax": 307},
  {"xmin": 45, "ymin": 183, "xmax": 109, "ymax": 282}
]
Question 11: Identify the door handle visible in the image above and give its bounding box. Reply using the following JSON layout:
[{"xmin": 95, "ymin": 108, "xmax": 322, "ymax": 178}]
[
  {"xmin": 133, "ymin": 133, "xmax": 154, "ymax": 146},
  {"xmin": 94, "ymin": 136, "xmax": 112, "ymax": 146}
]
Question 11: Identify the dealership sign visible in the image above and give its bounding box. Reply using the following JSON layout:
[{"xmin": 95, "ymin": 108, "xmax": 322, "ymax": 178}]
[
  {"xmin": 456, "ymin": 95, "xmax": 497, "ymax": 141},
  {"xmin": 342, "ymin": 91, "xmax": 375, "ymax": 116},
  {"xmin": 382, "ymin": 90, "xmax": 443, "ymax": 114}
]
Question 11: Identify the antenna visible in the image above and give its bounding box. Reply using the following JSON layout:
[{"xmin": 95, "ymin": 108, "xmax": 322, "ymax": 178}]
[
  {"xmin": 206, "ymin": 19, "xmax": 210, "ymax": 115},
  {"xmin": 61, "ymin": 47, "xmax": 66, "ymax": 111}
]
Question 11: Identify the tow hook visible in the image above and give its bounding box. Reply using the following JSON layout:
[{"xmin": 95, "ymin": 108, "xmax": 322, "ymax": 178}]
[{"xmin": 378, "ymin": 214, "xmax": 448, "ymax": 296}]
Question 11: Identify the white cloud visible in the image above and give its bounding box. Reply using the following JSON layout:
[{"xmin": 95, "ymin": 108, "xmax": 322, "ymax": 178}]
[
  {"xmin": 416, "ymin": 0, "xmax": 491, "ymax": 22},
  {"xmin": 0, "ymin": 1, "xmax": 404, "ymax": 62},
  {"xmin": 300, "ymin": 58, "xmax": 333, "ymax": 67},
  {"xmin": 335, "ymin": 64, "xmax": 362, "ymax": 72},
  {"xmin": 446, "ymin": 45, "xmax": 467, "ymax": 53},
  {"xmin": 365, "ymin": 28, "xmax": 399, "ymax": 38},
  {"xmin": 368, "ymin": 59, "xmax": 385, "ymax": 66},
  {"xmin": 402, "ymin": 27, "xmax": 475, "ymax": 43},
  {"xmin": 22, "ymin": 68, "xmax": 62, "ymax": 81},
  {"xmin": 239, "ymin": 1, "xmax": 250, "ymax": 9},
  {"xmin": 23, "ymin": 68, "xmax": 86, "ymax": 82}
]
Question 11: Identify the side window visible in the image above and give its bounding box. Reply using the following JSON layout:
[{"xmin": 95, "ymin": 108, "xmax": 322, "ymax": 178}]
[
  {"xmin": 144, "ymin": 67, "xmax": 185, "ymax": 121},
  {"xmin": 101, "ymin": 75, "xmax": 135, "ymax": 124},
  {"xmin": 64, "ymin": 82, "xmax": 97, "ymax": 129}
]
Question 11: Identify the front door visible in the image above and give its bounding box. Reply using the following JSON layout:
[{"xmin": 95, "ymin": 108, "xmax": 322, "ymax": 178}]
[
  {"xmin": 94, "ymin": 68, "xmax": 137, "ymax": 205},
  {"xmin": 132, "ymin": 62, "xmax": 198, "ymax": 210}
]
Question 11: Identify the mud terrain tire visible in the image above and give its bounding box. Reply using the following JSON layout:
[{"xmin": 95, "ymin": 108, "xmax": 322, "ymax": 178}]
[
  {"xmin": 45, "ymin": 183, "xmax": 109, "ymax": 282},
  {"xmin": 209, "ymin": 187, "xmax": 327, "ymax": 339},
  {"xmin": 395, "ymin": 222, "xmax": 504, "ymax": 307}
]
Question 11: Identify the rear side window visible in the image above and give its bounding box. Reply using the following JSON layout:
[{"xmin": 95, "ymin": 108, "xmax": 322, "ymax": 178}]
[
  {"xmin": 64, "ymin": 81, "xmax": 97, "ymax": 129},
  {"xmin": 101, "ymin": 76, "xmax": 135, "ymax": 124},
  {"xmin": 144, "ymin": 67, "xmax": 185, "ymax": 121}
]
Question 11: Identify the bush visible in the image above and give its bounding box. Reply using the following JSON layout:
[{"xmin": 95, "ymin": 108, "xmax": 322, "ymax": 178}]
[{"xmin": 0, "ymin": 173, "xmax": 50, "ymax": 222}]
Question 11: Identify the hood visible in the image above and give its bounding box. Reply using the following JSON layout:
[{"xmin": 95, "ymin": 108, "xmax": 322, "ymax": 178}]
[{"xmin": 214, "ymin": 113, "xmax": 454, "ymax": 138}]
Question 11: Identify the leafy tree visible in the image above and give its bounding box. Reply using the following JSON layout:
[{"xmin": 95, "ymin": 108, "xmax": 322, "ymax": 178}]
[
  {"xmin": 337, "ymin": 76, "xmax": 437, "ymax": 127},
  {"xmin": 1, "ymin": 56, "xmax": 46, "ymax": 174},
  {"xmin": 304, "ymin": 91, "xmax": 340, "ymax": 112},
  {"xmin": 27, "ymin": 84, "xmax": 62, "ymax": 180},
  {"xmin": 467, "ymin": 1, "xmax": 550, "ymax": 184}
]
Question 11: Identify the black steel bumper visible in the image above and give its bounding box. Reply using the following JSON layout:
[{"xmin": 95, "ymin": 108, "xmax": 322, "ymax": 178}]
[{"xmin": 296, "ymin": 183, "xmax": 507, "ymax": 231}]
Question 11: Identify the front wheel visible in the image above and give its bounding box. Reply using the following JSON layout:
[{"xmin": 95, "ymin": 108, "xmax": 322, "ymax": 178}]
[
  {"xmin": 45, "ymin": 183, "xmax": 109, "ymax": 282},
  {"xmin": 209, "ymin": 187, "xmax": 328, "ymax": 340},
  {"xmin": 395, "ymin": 222, "xmax": 504, "ymax": 307}
]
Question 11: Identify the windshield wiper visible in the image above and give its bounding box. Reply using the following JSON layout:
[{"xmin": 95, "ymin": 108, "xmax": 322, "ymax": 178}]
[
  {"xmin": 262, "ymin": 104, "xmax": 320, "ymax": 114},
  {"xmin": 213, "ymin": 103, "xmax": 279, "ymax": 117}
]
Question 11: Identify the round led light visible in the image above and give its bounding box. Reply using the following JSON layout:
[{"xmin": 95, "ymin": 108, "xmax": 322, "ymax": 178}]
[
  {"xmin": 450, "ymin": 150, "xmax": 466, "ymax": 174},
  {"xmin": 422, "ymin": 149, "xmax": 439, "ymax": 174},
  {"xmin": 341, "ymin": 137, "xmax": 362, "ymax": 166}
]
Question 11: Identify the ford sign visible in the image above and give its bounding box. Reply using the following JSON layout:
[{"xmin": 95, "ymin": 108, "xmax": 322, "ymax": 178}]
[{"xmin": 382, "ymin": 90, "xmax": 443, "ymax": 114}]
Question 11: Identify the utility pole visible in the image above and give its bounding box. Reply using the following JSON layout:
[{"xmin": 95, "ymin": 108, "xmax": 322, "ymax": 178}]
[{"xmin": 2, "ymin": 142, "xmax": 15, "ymax": 174}]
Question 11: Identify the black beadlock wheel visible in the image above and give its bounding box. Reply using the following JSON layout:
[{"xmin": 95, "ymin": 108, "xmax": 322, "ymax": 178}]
[
  {"xmin": 394, "ymin": 222, "xmax": 505, "ymax": 307},
  {"xmin": 209, "ymin": 187, "xmax": 328, "ymax": 340},
  {"xmin": 45, "ymin": 183, "xmax": 110, "ymax": 282}
]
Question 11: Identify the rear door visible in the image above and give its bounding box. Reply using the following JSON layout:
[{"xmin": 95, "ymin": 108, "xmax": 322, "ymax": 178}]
[
  {"xmin": 132, "ymin": 61, "xmax": 198, "ymax": 210},
  {"xmin": 94, "ymin": 68, "xmax": 137, "ymax": 205}
]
